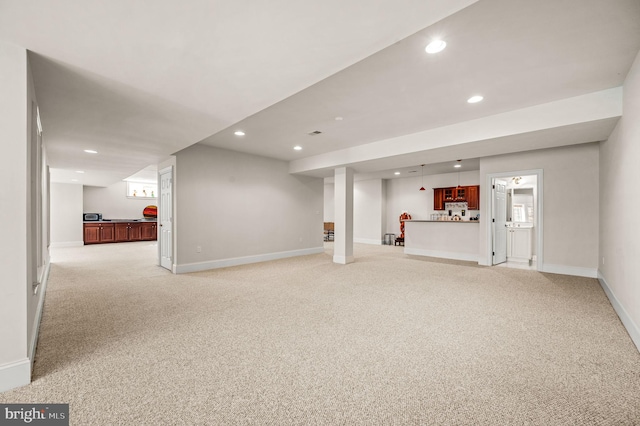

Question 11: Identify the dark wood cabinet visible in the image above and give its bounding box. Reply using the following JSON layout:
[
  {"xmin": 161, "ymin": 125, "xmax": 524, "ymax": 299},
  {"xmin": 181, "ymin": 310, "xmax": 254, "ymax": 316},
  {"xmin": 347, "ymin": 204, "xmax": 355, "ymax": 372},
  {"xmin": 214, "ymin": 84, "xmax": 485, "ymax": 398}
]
[
  {"xmin": 433, "ymin": 185, "xmax": 480, "ymax": 210},
  {"xmin": 433, "ymin": 188, "xmax": 445, "ymax": 210},
  {"xmin": 83, "ymin": 223, "xmax": 115, "ymax": 244},
  {"xmin": 84, "ymin": 221, "xmax": 155, "ymax": 244},
  {"xmin": 115, "ymin": 222, "xmax": 142, "ymax": 242},
  {"xmin": 141, "ymin": 222, "xmax": 157, "ymax": 241},
  {"xmin": 467, "ymin": 185, "xmax": 480, "ymax": 210}
]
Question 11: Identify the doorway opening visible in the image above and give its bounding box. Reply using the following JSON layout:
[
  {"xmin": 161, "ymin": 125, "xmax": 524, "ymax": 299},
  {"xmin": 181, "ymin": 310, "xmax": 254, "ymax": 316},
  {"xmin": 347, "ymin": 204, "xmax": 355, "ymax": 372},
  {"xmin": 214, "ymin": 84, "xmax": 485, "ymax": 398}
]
[{"xmin": 488, "ymin": 170, "xmax": 543, "ymax": 271}]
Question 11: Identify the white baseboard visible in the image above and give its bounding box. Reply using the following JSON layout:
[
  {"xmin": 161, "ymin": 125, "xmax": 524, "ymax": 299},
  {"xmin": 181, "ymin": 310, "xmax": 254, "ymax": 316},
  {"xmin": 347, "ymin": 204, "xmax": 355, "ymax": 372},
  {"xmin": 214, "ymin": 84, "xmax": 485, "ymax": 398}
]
[
  {"xmin": 0, "ymin": 358, "xmax": 30, "ymax": 393},
  {"xmin": 542, "ymin": 263, "xmax": 597, "ymax": 278},
  {"xmin": 598, "ymin": 271, "xmax": 640, "ymax": 353},
  {"xmin": 175, "ymin": 247, "xmax": 325, "ymax": 274},
  {"xmin": 353, "ymin": 238, "xmax": 382, "ymax": 245},
  {"xmin": 50, "ymin": 241, "xmax": 84, "ymax": 248},
  {"xmin": 404, "ymin": 248, "xmax": 479, "ymax": 263}
]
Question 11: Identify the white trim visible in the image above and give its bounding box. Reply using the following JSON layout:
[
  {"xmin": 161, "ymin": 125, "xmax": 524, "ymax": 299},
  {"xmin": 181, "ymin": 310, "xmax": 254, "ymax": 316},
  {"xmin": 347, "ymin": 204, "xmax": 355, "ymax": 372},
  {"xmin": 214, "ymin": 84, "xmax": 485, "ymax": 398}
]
[
  {"xmin": 0, "ymin": 358, "xmax": 30, "ymax": 393},
  {"xmin": 175, "ymin": 247, "xmax": 325, "ymax": 273},
  {"xmin": 404, "ymin": 247, "xmax": 479, "ymax": 263},
  {"xmin": 29, "ymin": 260, "xmax": 50, "ymax": 364},
  {"xmin": 598, "ymin": 271, "xmax": 640, "ymax": 352},
  {"xmin": 353, "ymin": 238, "xmax": 382, "ymax": 245},
  {"xmin": 50, "ymin": 241, "xmax": 84, "ymax": 248},
  {"xmin": 541, "ymin": 263, "xmax": 598, "ymax": 278}
]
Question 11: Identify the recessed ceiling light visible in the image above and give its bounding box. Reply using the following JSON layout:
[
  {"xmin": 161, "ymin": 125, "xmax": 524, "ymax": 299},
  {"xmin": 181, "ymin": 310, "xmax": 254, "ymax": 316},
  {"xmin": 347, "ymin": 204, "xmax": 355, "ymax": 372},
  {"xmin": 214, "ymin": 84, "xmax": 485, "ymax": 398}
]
[
  {"xmin": 454, "ymin": 164, "xmax": 462, "ymax": 168},
  {"xmin": 84, "ymin": 149, "xmax": 98, "ymax": 154},
  {"xmin": 425, "ymin": 40, "xmax": 446, "ymax": 54},
  {"xmin": 71, "ymin": 179, "xmax": 78, "ymax": 182},
  {"xmin": 467, "ymin": 95, "xmax": 484, "ymax": 104},
  {"xmin": 335, "ymin": 116, "xmax": 343, "ymax": 121},
  {"xmin": 293, "ymin": 146, "xmax": 302, "ymax": 151},
  {"xmin": 75, "ymin": 170, "xmax": 84, "ymax": 174},
  {"xmin": 234, "ymin": 131, "xmax": 245, "ymax": 136},
  {"xmin": 394, "ymin": 172, "xmax": 401, "ymax": 175}
]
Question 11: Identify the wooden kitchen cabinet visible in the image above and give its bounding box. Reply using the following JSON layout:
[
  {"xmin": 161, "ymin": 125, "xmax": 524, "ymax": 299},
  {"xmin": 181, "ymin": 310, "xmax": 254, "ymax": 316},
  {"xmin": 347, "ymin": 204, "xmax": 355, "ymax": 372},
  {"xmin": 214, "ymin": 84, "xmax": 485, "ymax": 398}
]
[
  {"xmin": 84, "ymin": 221, "xmax": 156, "ymax": 244},
  {"xmin": 443, "ymin": 187, "xmax": 466, "ymax": 202},
  {"xmin": 115, "ymin": 222, "xmax": 143, "ymax": 242},
  {"xmin": 467, "ymin": 185, "xmax": 480, "ymax": 210},
  {"xmin": 433, "ymin": 188, "xmax": 445, "ymax": 210},
  {"xmin": 141, "ymin": 222, "xmax": 157, "ymax": 241},
  {"xmin": 83, "ymin": 223, "xmax": 115, "ymax": 244},
  {"xmin": 433, "ymin": 185, "xmax": 480, "ymax": 210}
]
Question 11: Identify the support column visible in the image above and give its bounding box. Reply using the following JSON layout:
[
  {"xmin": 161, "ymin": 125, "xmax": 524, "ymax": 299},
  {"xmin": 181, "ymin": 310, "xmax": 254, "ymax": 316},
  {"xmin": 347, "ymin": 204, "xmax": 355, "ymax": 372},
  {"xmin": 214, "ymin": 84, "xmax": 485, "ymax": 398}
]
[{"xmin": 333, "ymin": 167, "xmax": 354, "ymax": 264}]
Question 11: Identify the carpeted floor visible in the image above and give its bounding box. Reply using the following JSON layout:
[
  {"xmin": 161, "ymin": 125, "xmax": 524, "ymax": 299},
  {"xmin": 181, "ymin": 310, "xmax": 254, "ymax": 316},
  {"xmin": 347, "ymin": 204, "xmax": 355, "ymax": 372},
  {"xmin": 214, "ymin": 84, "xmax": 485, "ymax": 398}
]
[{"xmin": 1, "ymin": 241, "xmax": 639, "ymax": 425}]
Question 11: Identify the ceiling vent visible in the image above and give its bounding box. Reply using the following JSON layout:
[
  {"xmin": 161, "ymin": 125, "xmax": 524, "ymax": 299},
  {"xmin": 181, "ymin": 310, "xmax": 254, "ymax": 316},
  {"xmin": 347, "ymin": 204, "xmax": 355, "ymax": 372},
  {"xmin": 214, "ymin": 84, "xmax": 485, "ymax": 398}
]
[{"xmin": 308, "ymin": 130, "xmax": 322, "ymax": 135}]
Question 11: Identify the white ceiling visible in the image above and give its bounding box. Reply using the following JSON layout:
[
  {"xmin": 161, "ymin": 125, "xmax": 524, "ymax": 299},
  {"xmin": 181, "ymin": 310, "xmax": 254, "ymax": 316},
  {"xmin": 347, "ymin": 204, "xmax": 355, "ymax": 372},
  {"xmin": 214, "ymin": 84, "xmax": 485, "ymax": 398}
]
[{"xmin": 1, "ymin": 0, "xmax": 639, "ymax": 186}]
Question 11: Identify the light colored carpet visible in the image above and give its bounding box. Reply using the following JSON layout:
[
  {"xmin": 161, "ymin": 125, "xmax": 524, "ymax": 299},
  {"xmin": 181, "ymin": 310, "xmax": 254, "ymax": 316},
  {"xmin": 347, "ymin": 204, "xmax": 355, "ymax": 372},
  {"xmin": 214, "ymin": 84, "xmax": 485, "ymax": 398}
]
[{"xmin": 1, "ymin": 241, "xmax": 639, "ymax": 425}]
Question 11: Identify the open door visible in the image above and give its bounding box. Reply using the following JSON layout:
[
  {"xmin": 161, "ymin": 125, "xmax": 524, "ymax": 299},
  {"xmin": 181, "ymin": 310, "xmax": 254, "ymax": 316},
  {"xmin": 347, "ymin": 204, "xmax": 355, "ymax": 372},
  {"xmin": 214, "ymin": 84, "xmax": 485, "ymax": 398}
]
[
  {"xmin": 492, "ymin": 178, "xmax": 508, "ymax": 265},
  {"xmin": 159, "ymin": 167, "xmax": 173, "ymax": 271}
]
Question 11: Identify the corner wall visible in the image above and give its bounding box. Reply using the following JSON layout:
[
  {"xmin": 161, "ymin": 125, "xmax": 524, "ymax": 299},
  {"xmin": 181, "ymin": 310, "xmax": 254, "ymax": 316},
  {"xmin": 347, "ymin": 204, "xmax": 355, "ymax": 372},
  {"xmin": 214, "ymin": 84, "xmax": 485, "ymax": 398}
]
[
  {"xmin": 599, "ymin": 50, "xmax": 640, "ymax": 351},
  {"xmin": 174, "ymin": 145, "xmax": 324, "ymax": 272}
]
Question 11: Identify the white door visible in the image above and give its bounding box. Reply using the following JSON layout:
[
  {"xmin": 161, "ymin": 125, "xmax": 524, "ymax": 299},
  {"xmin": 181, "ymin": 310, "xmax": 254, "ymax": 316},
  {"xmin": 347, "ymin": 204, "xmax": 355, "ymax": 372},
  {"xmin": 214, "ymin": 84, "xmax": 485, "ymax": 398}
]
[
  {"xmin": 159, "ymin": 167, "xmax": 173, "ymax": 271},
  {"xmin": 492, "ymin": 178, "xmax": 508, "ymax": 265}
]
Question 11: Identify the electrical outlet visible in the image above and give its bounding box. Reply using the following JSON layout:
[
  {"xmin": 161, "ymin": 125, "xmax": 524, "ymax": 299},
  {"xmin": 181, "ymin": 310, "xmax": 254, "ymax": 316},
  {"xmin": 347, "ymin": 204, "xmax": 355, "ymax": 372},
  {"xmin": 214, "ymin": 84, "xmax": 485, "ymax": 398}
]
[
  {"xmin": 196, "ymin": 245, "xmax": 202, "ymax": 253},
  {"xmin": 602, "ymin": 257, "xmax": 605, "ymax": 265}
]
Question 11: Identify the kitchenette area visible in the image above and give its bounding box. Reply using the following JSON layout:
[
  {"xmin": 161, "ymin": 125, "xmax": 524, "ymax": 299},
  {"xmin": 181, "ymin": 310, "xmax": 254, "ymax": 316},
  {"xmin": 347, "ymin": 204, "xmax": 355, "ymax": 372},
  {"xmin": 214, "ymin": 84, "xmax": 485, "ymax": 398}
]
[
  {"xmin": 402, "ymin": 177, "xmax": 536, "ymax": 268},
  {"xmin": 403, "ymin": 185, "xmax": 481, "ymax": 262},
  {"xmin": 83, "ymin": 216, "xmax": 158, "ymax": 244}
]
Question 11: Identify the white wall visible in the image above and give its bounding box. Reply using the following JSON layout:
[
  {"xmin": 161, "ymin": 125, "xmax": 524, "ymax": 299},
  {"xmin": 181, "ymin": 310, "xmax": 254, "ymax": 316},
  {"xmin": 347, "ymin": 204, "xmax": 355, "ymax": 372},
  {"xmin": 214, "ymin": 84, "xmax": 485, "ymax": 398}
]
[
  {"xmin": 84, "ymin": 181, "xmax": 156, "ymax": 219},
  {"xmin": 51, "ymin": 183, "xmax": 84, "ymax": 247},
  {"xmin": 0, "ymin": 44, "xmax": 50, "ymax": 392},
  {"xmin": 324, "ymin": 181, "xmax": 335, "ymax": 222},
  {"xmin": 175, "ymin": 144, "xmax": 324, "ymax": 271},
  {"xmin": 0, "ymin": 42, "xmax": 29, "ymax": 391},
  {"xmin": 26, "ymin": 53, "xmax": 49, "ymax": 369},
  {"xmin": 599, "ymin": 50, "xmax": 640, "ymax": 351},
  {"xmin": 479, "ymin": 143, "xmax": 600, "ymax": 275},
  {"xmin": 353, "ymin": 179, "xmax": 386, "ymax": 244}
]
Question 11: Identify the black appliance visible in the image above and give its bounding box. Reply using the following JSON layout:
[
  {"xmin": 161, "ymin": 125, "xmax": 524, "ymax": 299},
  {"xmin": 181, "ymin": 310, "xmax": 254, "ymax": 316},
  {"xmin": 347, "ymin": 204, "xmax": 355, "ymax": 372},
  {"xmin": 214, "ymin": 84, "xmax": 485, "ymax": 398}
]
[{"xmin": 83, "ymin": 213, "xmax": 102, "ymax": 221}]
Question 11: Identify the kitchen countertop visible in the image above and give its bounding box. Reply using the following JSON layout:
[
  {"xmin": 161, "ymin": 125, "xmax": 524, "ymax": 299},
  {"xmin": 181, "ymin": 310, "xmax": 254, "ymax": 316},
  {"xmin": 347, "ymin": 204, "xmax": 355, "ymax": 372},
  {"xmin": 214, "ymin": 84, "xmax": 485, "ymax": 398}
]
[{"xmin": 83, "ymin": 218, "xmax": 157, "ymax": 223}]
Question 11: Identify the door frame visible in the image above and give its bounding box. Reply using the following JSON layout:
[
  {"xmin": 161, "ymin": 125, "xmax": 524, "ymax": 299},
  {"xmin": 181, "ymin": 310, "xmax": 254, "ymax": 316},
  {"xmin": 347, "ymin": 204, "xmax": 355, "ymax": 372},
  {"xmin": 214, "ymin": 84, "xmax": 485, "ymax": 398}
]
[
  {"xmin": 492, "ymin": 178, "xmax": 508, "ymax": 265},
  {"xmin": 485, "ymin": 169, "xmax": 544, "ymax": 271}
]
